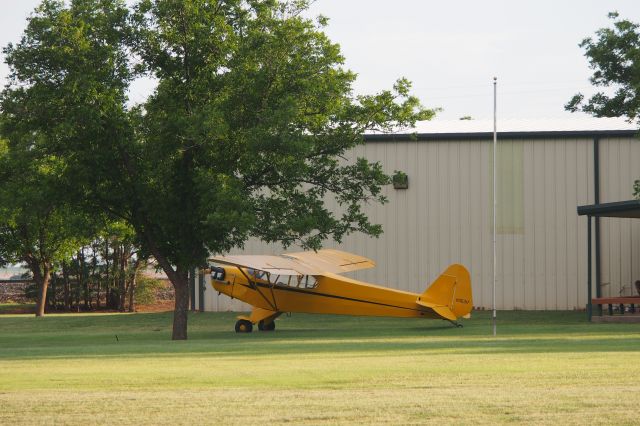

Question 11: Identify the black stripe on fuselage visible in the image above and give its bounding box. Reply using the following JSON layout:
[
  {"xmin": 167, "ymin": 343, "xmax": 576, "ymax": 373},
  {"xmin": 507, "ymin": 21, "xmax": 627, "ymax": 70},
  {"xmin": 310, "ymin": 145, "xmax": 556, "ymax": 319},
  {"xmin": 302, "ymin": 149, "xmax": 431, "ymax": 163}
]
[{"xmin": 235, "ymin": 281, "xmax": 422, "ymax": 313}]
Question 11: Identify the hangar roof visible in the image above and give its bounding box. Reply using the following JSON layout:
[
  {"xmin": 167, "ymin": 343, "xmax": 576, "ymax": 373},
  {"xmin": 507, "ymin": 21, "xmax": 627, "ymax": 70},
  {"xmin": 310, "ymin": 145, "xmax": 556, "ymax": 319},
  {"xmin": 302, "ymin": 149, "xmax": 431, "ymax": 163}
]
[
  {"xmin": 577, "ymin": 200, "xmax": 640, "ymax": 219},
  {"xmin": 365, "ymin": 117, "xmax": 638, "ymax": 141}
]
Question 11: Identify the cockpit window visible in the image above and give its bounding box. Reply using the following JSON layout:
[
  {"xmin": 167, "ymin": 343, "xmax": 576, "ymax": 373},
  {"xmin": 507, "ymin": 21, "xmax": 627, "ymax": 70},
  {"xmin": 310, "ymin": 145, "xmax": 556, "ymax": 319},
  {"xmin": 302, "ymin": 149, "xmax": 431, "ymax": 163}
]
[
  {"xmin": 273, "ymin": 275, "xmax": 292, "ymax": 286},
  {"xmin": 246, "ymin": 268, "xmax": 267, "ymax": 281},
  {"xmin": 301, "ymin": 275, "xmax": 318, "ymax": 289},
  {"xmin": 273, "ymin": 275, "xmax": 318, "ymax": 289}
]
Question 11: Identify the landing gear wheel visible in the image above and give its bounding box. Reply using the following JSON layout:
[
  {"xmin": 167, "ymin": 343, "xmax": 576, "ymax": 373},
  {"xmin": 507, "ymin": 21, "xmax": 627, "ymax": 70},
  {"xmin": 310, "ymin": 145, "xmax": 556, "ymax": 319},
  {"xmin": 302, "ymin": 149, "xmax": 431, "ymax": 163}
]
[
  {"xmin": 235, "ymin": 319, "xmax": 253, "ymax": 333},
  {"xmin": 445, "ymin": 319, "xmax": 463, "ymax": 328},
  {"xmin": 258, "ymin": 320, "xmax": 276, "ymax": 331}
]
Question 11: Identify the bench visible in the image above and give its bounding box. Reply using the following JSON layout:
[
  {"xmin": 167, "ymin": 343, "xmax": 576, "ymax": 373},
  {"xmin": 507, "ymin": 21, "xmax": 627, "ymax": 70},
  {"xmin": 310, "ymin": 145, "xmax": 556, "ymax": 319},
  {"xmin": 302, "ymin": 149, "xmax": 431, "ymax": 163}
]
[{"xmin": 592, "ymin": 296, "xmax": 640, "ymax": 316}]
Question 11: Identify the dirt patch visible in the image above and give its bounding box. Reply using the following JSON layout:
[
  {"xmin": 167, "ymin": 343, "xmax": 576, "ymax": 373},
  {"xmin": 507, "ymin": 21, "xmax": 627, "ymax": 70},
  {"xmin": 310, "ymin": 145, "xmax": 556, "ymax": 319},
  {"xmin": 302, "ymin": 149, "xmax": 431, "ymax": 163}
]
[{"xmin": 135, "ymin": 300, "xmax": 174, "ymax": 312}]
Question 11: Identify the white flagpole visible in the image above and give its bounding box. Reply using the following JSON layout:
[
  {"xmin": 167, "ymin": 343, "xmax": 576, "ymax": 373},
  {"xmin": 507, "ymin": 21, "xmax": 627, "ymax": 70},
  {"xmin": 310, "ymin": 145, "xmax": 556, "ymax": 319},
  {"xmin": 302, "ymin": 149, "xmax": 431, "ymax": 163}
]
[{"xmin": 492, "ymin": 77, "xmax": 497, "ymax": 336}]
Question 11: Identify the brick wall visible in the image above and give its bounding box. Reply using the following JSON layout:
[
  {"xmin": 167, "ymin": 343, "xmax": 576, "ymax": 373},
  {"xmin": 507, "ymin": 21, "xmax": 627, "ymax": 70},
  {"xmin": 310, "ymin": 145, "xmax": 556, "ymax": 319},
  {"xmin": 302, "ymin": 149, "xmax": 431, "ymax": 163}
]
[{"xmin": 0, "ymin": 282, "xmax": 29, "ymax": 303}]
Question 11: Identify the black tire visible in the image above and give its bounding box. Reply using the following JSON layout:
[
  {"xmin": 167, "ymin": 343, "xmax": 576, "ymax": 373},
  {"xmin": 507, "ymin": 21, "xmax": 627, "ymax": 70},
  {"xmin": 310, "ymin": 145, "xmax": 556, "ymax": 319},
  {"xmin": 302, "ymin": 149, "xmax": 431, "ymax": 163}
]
[
  {"xmin": 258, "ymin": 320, "xmax": 276, "ymax": 331},
  {"xmin": 235, "ymin": 319, "xmax": 253, "ymax": 333}
]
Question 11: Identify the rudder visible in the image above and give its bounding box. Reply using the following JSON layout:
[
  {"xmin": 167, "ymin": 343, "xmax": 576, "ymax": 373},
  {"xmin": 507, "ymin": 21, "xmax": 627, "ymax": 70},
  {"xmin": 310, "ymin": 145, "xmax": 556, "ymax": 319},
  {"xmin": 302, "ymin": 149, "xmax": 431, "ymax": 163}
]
[{"xmin": 417, "ymin": 264, "xmax": 473, "ymax": 320}]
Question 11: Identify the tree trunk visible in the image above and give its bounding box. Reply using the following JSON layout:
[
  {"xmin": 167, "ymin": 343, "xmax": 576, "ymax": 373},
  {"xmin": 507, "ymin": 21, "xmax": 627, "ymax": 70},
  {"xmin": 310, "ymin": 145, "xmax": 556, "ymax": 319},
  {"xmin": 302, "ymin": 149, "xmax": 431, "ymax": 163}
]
[
  {"xmin": 75, "ymin": 254, "xmax": 81, "ymax": 312},
  {"xmin": 91, "ymin": 246, "xmax": 99, "ymax": 309},
  {"xmin": 107, "ymin": 245, "xmax": 118, "ymax": 310},
  {"xmin": 50, "ymin": 272, "xmax": 57, "ymax": 310},
  {"xmin": 103, "ymin": 239, "xmax": 109, "ymax": 309},
  {"xmin": 62, "ymin": 262, "xmax": 71, "ymax": 310},
  {"xmin": 112, "ymin": 245, "xmax": 120, "ymax": 310},
  {"xmin": 96, "ymin": 277, "xmax": 101, "ymax": 310},
  {"xmin": 119, "ymin": 246, "xmax": 126, "ymax": 312},
  {"xmin": 34, "ymin": 263, "xmax": 51, "ymax": 317},
  {"xmin": 79, "ymin": 249, "xmax": 89, "ymax": 310},
  {"xmin": 128, "ymin": 259, "xmax": 142, "ymax": 313},
  {"xmin": 127, "ymin": 273, "xmax": 136, "ymax": 312},
  {"xmin": 172, "ymin": 268, "xmax": 190, "ymax": 340},
  {"xmin": 142, "ymin": 230, "xmax": 190, "ymax": 340}
]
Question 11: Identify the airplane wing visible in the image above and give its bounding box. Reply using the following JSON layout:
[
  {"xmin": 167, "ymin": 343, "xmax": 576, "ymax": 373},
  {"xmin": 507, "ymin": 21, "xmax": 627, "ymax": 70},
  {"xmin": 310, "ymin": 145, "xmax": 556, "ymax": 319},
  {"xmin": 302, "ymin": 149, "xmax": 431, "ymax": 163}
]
[
  {"xmin": 210, "ymin": 249, "xmax": 375, "ymax": 277},
  {"xmin": 283, "ymin": 249, "xmax": 375, "ymax": 274},
  {"xmin": 209, "ymin": 254, "xmax": 317, "ymax": 276}
]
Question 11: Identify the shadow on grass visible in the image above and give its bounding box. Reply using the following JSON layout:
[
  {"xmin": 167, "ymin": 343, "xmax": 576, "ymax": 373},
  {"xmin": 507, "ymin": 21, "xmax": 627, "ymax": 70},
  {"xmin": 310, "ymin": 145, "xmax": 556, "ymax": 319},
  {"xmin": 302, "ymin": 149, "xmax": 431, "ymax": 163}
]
[
  {"xmin": 0, "ymin": 303, "xmax": 35, "ymax": 314},
  {"xmin": 1, "ymin": 310, "xmax": 639, "ymax": 361}
]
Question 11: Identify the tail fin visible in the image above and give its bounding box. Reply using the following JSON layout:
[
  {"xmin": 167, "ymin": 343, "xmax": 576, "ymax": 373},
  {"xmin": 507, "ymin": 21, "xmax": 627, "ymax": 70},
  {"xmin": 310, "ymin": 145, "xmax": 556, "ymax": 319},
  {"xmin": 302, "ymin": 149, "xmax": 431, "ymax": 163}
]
[{"xmin": 416, "ymin": 264, "xmax": 473, "ymax": 320}]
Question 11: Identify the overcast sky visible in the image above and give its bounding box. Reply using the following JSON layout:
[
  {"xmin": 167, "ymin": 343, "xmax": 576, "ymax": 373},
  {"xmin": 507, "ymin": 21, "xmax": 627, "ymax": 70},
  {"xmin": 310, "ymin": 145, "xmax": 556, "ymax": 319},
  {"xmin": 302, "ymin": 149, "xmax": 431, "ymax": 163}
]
[{"xmin": 2, "ymin": 1, "xmax": 640, "ymax": 121}]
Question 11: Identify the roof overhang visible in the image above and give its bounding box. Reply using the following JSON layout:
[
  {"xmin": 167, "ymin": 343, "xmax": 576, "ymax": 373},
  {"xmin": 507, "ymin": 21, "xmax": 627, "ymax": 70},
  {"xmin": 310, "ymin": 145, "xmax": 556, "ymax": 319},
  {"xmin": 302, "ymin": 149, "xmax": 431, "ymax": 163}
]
[
  {"xmin": 364, "ymin": 129, "xmax": 637, "ymax": 142},
  {"xmin": 577, "ymin": 200, "xmax": 640, "ymax": 218}
]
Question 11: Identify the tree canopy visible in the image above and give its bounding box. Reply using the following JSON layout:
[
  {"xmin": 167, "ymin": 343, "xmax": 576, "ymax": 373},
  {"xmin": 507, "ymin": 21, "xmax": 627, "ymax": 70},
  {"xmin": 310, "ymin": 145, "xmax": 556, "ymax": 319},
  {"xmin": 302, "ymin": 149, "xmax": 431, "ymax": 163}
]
[
  {"xmin": 0, "ymin": 130, "xmax": 92, "ymax": 316},
  {"xmin": 566, "ymin": 12, "xmax": 640, "ymax": 121},
  {"xmin": 565, "ymin": 12, "xmax": 640, "ymax": 199},
  {"xmin": 1, "ymin": 0, "xmax": 435, "ymax": 339}
]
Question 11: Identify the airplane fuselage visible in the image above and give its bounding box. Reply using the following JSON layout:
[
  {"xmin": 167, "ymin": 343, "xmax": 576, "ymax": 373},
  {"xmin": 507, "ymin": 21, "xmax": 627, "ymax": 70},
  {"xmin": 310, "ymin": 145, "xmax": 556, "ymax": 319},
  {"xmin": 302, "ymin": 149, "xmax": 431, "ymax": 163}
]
[{"xmin": 211, "ymin": 267, "xmax": 441, "ymax": 319}]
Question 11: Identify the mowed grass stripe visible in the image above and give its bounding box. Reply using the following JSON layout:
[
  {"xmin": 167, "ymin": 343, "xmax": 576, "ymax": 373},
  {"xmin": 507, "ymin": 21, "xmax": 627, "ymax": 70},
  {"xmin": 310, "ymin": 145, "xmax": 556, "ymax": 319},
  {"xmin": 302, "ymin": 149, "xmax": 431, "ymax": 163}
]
[{"xmin": 1, "ymin": 309, "xmax": 639, "ymax": 424}]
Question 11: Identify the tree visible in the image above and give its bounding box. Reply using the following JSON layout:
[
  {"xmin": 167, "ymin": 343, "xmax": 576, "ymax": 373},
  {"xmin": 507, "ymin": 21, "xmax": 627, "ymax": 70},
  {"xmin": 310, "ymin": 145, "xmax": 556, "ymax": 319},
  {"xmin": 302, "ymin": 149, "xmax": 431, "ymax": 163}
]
[
  {"xmin": 98, "ymin": 221, "xmax": 146, "ymax": 312},
  {"xmin": 22, "ymin": 224, "xmax": 148, "ymax": 313},
  {"xmin": 2, "ymin": 0, "xmax": 435, "ymax": 339},
  {"xmin": 0, "ymin": 137, "xmax": 89, "ymax": 316},
  {"xmin": 566, "ymin": 12, "xmax": 640, "ymax": 199},
  {"xmin": 1, "ymin": 0, "xmax": 132, "ymax": 315}
]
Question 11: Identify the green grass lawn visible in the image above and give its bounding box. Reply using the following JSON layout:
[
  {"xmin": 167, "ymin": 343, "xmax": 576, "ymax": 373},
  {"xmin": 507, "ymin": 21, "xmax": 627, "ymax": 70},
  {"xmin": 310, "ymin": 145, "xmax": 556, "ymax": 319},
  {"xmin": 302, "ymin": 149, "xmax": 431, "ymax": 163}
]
[{"xmin": 1, "ymin": 308, "xmax": 639, "ymax": 425}]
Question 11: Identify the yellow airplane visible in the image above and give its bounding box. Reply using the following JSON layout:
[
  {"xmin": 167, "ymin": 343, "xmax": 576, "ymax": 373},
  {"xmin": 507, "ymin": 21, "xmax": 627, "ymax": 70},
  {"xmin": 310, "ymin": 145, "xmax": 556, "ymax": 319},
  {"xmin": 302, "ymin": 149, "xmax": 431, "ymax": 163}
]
[{"xmin": 208, "ymin": 249, "xmax": 472, "ymax": 332}]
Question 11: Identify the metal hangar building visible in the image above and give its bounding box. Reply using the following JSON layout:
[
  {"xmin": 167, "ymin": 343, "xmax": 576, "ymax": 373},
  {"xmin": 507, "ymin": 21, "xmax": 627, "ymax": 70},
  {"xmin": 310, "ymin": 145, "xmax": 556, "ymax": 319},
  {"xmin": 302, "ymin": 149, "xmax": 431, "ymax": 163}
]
[{"xmin": 194, "ymin": 117, "xmax": 640, "ymax": 312}]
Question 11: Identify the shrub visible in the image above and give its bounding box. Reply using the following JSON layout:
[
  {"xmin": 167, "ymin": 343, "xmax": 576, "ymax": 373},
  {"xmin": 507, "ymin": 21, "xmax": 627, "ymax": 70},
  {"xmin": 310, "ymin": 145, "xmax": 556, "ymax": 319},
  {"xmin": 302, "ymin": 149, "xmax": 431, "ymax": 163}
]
[{"xmin": 134, "ymin": 276, "xmax": 165, "ymax": 305}]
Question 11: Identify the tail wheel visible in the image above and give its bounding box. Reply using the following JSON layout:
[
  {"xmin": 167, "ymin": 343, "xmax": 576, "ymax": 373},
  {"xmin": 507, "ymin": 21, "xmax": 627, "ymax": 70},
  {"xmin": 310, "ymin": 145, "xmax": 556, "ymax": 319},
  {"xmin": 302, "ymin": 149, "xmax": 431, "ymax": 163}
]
[
  {"xmin": 258, "ymin": 320, "xmax": 276, "ymax": 331},
  {"xmin": 235, "ymin": 319, "xmax": 253, "ymax": 333}
]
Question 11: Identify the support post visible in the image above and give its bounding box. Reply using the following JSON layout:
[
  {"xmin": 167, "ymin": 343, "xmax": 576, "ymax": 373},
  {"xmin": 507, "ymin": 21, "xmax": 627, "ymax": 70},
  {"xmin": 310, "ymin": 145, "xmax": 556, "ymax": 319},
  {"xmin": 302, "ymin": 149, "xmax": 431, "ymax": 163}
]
[
  {"xmin": 593, "ymin": 138, "xmax": 603, "ymax": 316},
  {"xmin": 587, "ymin": 215, "xmax": 592, "ymax": 321},
  {"xmin": 492, "ymin": 76, "xmax": 497, "ymax": 337},
  {"xmin": 593, "ymin": 138, "xmax": 602, "ymax": 301}
]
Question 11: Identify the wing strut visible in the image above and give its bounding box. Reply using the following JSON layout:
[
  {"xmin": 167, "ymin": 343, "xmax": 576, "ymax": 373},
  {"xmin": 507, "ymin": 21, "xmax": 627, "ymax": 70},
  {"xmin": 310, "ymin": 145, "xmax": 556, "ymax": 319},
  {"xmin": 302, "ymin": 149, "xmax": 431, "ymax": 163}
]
[
  {"xmin": 266, "ymin": 273, "xmax": 279, "ymax": 311},
  {"xmin": 236, "ymin": 266, "xmax": 278, "ymax": 311}
]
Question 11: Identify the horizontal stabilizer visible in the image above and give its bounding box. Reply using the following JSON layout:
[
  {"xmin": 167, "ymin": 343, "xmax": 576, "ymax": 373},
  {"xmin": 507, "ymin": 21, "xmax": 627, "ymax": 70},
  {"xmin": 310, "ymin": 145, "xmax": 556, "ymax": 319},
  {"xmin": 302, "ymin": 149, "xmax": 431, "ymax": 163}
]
[{"xmin": 416, "ymin": 300, "xmax": 457, "ymax": 321}]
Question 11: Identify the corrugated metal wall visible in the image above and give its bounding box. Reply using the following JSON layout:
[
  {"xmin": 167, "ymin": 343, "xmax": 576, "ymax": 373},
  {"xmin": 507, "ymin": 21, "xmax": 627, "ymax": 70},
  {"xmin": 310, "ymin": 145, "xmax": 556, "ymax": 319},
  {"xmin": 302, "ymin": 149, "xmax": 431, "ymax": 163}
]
[
  {"xmin": 199, "ymin": 135, "xmax": 640, "ymax": 312},
  {"xmin": 600, "ymin": 138, "xmax": 640, "ymax": 298}
]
